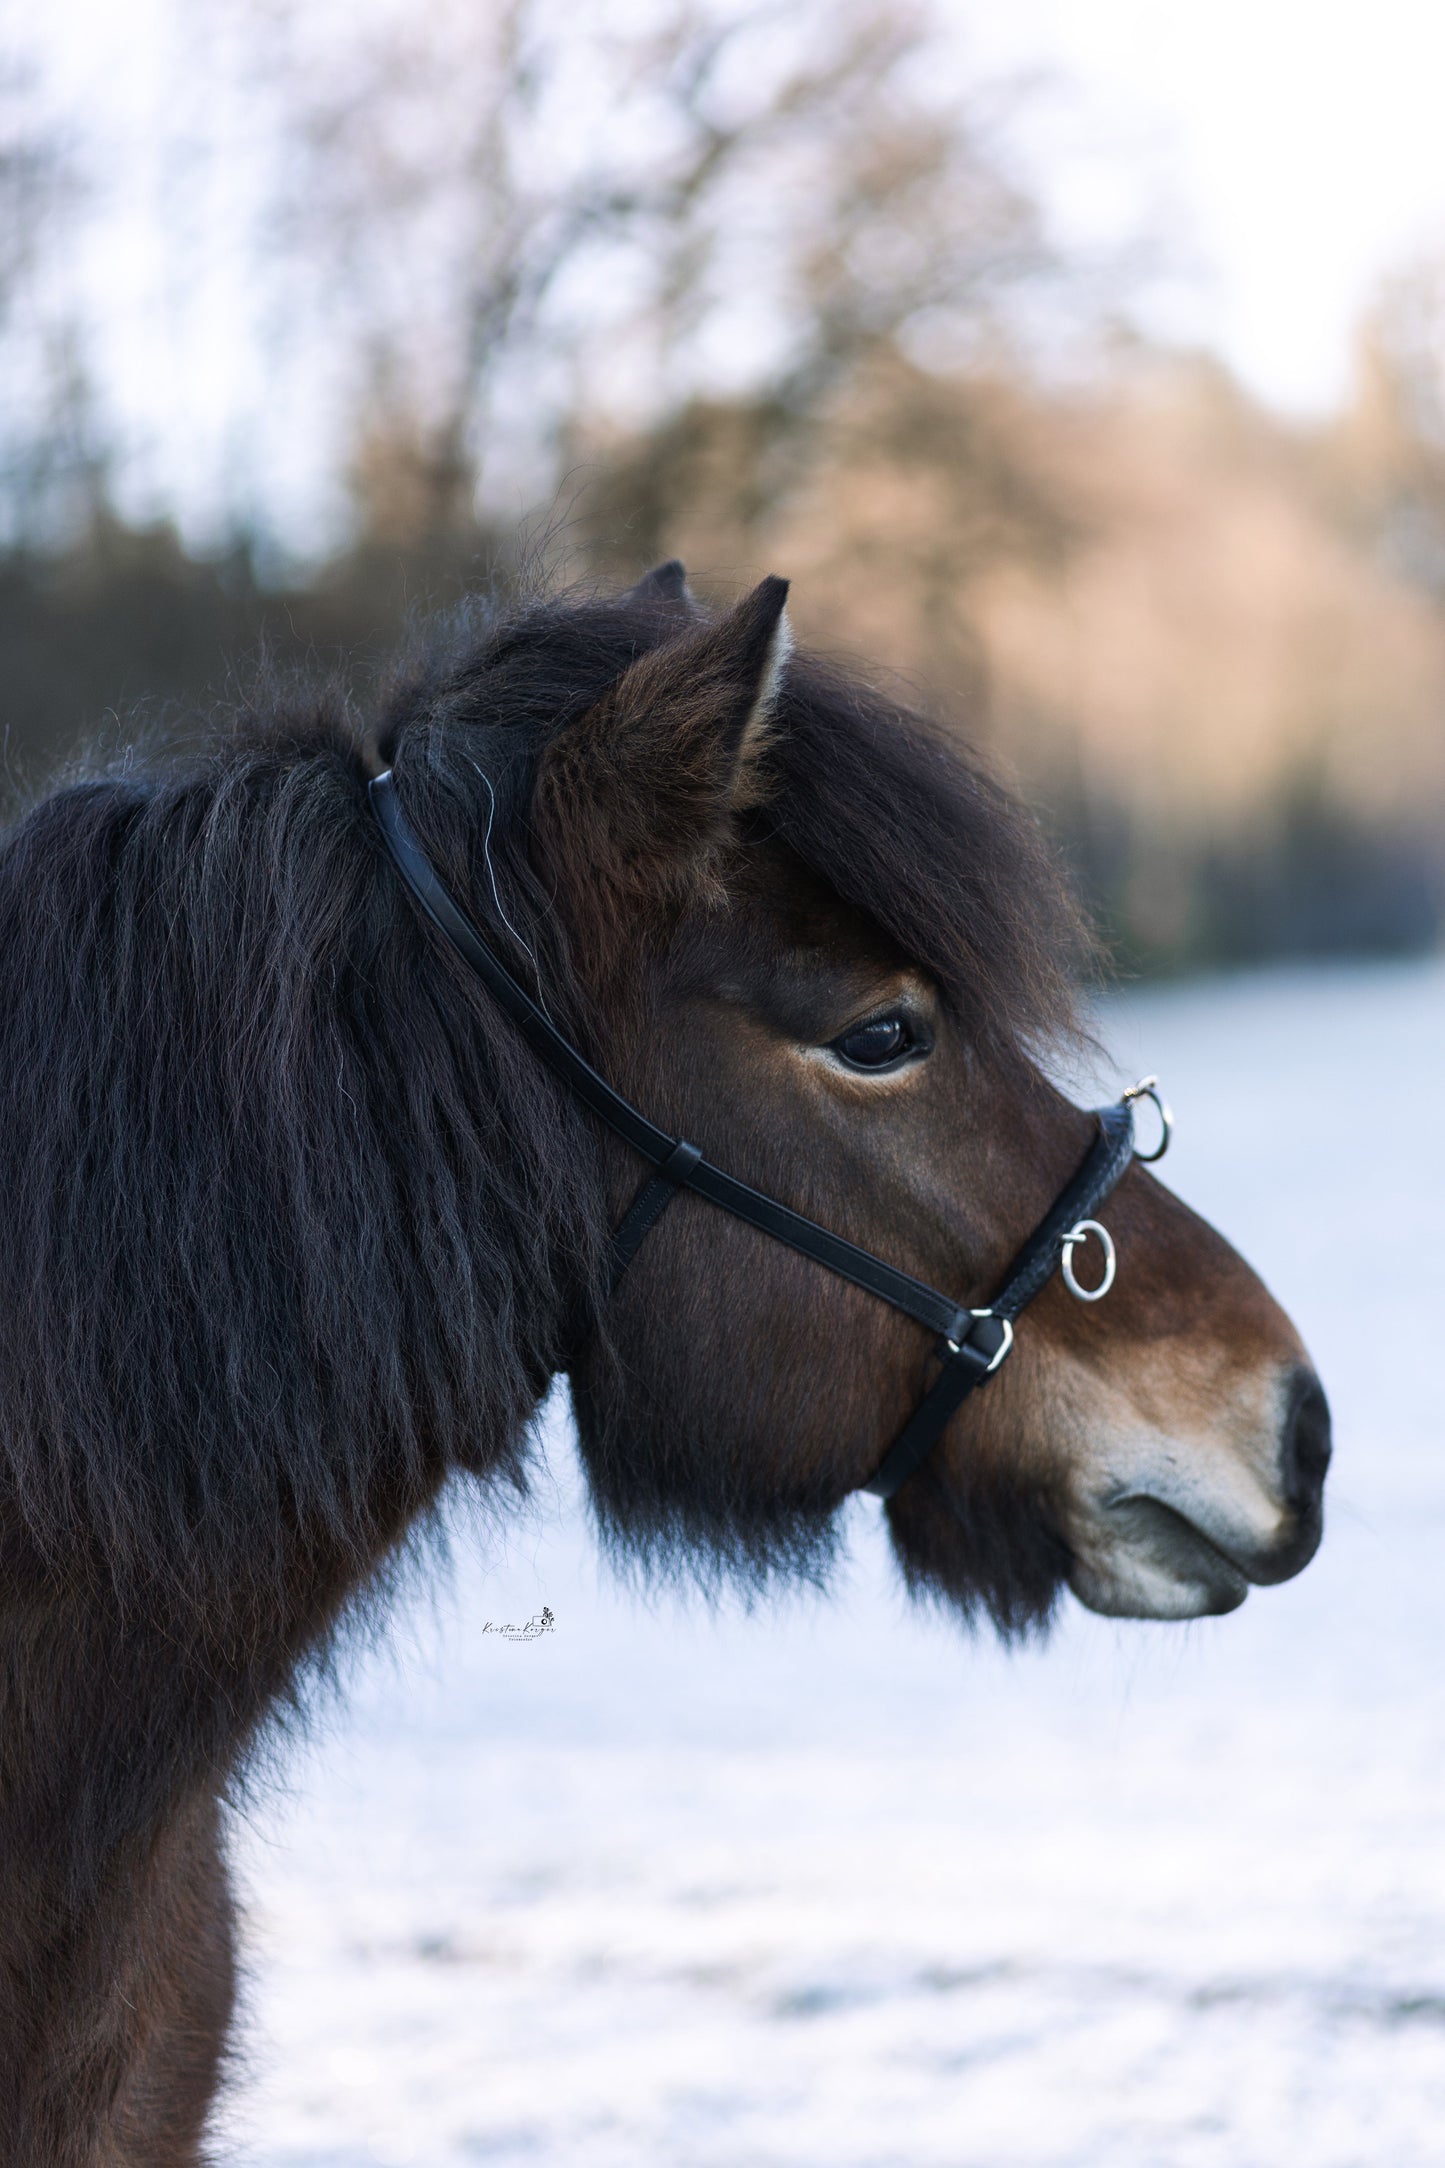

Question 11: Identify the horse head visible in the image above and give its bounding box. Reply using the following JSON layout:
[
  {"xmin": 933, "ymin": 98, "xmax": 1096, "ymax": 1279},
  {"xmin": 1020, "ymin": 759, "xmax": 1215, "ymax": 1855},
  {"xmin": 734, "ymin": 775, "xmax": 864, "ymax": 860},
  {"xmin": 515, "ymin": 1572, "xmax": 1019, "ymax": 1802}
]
[{"xmin": 498, "ymin": 568, "xmax": 1329, "ymax": 1630}]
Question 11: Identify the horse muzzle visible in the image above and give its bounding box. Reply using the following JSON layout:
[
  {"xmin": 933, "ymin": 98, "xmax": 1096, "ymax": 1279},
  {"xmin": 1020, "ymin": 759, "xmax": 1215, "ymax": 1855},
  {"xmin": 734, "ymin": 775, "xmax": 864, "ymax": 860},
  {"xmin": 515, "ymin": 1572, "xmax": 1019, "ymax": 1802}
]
[{"xmin": 1064, "ymin": 1362, "xmax": 1331, "ymax": 1620}]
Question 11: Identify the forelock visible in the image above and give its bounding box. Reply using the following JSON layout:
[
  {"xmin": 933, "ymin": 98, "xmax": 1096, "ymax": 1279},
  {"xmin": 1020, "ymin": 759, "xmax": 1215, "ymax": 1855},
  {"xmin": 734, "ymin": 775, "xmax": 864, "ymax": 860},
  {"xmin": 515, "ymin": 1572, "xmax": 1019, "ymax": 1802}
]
[{"xmin": 766, "ymin": 654, "xmax": 1093, "ymax": 1054}]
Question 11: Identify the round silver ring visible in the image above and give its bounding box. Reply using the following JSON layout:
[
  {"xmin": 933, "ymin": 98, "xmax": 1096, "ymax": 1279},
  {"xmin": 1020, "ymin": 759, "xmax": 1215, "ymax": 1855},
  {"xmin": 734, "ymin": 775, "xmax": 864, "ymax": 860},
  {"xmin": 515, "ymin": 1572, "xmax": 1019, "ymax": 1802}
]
[
  {"xmin": 1122, "ymin": 1075, "xmax": 1173, "ymax": 1163},
  {"xmin": 1061, "ymin": 1218, "xmax": 1116, "ymax": 1302}
]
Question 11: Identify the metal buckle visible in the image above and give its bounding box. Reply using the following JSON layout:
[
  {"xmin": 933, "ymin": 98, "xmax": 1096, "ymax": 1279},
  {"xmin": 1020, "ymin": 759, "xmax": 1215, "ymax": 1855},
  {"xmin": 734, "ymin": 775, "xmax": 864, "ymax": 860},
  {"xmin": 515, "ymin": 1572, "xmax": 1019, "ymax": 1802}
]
[
  {"xmin": 1061, "ymin": 1219, "xmax": 1117, "ymax": 1301},
  {"xmin": 1122, "ymin": 1074, "xmax": 1173, "ymax": 1163},
  {"xmin": 942, "ymin": 1309, "xmax": 1015, "ymax": 1374}
]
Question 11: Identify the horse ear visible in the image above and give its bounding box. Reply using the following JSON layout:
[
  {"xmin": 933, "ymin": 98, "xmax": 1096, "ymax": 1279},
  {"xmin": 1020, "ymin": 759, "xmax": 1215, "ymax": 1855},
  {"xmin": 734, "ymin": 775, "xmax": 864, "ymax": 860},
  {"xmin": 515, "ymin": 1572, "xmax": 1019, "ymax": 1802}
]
[
  {"xmin": 536, "ymin": 575, "xmax": 792, "ymax": 906},
  {"xmin": 625, "ymin": 558, "xmax": 692, "ymax": 608}
]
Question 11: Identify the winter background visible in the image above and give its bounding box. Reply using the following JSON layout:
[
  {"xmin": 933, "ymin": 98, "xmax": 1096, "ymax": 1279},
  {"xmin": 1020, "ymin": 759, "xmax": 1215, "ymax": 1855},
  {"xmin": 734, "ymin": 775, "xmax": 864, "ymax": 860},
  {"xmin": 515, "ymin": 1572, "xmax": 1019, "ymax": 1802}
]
[
  {"xmin": 10, "ymin": 0, "xmax": 1445, "ymax": 2158},
  {"xmin": 217, "ymin": 957, "xmax": 1445, "ymax": 2168}
]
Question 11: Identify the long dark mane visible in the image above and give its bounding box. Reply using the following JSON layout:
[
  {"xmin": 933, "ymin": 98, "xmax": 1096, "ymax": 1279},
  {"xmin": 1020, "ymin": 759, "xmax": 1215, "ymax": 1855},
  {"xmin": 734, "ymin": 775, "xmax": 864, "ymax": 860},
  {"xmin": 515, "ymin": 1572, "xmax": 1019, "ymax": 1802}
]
[{"xmin": 0, "ymin": 581, "xmax": 1086, "ymax": 1653}]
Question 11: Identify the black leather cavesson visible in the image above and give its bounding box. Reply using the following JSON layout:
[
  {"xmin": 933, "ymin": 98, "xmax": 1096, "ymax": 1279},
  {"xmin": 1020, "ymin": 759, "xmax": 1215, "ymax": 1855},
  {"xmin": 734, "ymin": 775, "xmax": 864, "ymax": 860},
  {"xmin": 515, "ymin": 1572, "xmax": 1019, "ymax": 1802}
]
[{"xmin": 369, "ymin": 769, "xmax": 1141, "ymax": 1500}]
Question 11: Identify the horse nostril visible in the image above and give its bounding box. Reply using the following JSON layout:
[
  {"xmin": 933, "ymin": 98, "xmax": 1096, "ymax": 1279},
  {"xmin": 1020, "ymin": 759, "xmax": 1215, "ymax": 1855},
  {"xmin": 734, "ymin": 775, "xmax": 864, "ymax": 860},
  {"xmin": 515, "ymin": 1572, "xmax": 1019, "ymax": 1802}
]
[{"xmin": 1281, "ymin": 1368, "xmax": 1332, "ymax": 1510}]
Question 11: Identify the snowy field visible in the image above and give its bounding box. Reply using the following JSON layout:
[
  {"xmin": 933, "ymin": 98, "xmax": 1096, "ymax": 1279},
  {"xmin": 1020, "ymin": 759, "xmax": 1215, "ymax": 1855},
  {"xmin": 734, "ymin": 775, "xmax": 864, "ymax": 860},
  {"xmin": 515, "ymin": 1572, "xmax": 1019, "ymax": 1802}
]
[{"xmin": 220, "ymin": 960, "xmax": 1445, "ymax": 2168}]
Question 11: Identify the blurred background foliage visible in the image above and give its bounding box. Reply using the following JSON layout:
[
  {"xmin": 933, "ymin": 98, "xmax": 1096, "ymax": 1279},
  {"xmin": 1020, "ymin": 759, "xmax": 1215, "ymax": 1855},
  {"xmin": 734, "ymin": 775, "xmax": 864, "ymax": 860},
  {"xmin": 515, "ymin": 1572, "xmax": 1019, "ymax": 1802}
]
[{"xmin": 3, "ymin": 0, "xmax": 1444, "ymax": 974}]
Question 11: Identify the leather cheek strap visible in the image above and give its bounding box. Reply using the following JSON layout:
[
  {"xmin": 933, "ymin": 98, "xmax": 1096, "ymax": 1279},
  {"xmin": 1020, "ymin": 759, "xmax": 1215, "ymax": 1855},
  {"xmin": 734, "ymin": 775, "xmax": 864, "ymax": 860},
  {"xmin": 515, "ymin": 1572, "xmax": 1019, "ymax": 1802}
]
[
  {"xmin": 609, "ymin": 1140, "xmax": 704, "ymax": 1286},
  {"xmin": 861, "ymin": 1316, "xmax": 1007, "ymax": 1501}
]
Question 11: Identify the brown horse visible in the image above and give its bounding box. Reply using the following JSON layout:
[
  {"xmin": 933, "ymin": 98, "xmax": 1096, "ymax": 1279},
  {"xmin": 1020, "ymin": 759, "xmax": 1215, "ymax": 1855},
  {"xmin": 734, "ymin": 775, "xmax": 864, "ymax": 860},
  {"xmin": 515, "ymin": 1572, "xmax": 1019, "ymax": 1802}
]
[{"xmin": 0, "ymin": 563, "xmax": 1328, "ymax": 2163}]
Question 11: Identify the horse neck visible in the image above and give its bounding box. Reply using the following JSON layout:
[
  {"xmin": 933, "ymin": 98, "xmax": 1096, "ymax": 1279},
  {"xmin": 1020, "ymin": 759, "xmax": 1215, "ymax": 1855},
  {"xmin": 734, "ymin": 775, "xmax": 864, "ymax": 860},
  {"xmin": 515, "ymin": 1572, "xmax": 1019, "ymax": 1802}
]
[
  {"xmin": 0, "ymin": 761, "xmax": 595, "ymax": 1784},
  {"xmin": 0, "ymin": 749, "xmax": 602, "ymax": 2153}
]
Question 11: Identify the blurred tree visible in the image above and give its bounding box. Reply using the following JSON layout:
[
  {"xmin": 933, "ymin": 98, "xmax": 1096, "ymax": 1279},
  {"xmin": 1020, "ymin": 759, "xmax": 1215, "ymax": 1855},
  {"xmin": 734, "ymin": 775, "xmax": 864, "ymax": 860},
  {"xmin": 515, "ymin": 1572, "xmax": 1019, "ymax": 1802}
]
[
  {"xmin": 0, "ymin": 40, "xmax": 108, "ymax": 550},
  {"xmin": 1341, "ymin": 253, "xmax": 1445, "ymax": 600},
  {"xmin": 231, "ymin": 0, "xmax": 1073, "ymax": 561},
  {"xmin": 576, "ymin": 355, "xmax": 1079, "ymax": 726}
]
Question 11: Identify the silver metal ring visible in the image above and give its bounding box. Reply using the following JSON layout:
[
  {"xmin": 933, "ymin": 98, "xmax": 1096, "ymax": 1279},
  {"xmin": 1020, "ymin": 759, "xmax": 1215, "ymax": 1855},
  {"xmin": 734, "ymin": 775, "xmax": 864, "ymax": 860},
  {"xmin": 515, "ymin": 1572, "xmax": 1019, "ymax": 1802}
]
[
  {"xmin": 1061, "ymin": 1219, "xmax": 1116, "ymax": 1302},
  {"xmin": 1122, "ymin": 1074, "xmax": 1173, "ymax": 1163}
]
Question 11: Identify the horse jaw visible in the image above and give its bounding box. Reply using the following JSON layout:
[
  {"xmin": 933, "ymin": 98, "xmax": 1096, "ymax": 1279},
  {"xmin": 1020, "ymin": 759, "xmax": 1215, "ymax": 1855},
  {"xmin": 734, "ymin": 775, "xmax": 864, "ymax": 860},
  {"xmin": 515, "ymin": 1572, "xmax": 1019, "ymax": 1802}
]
[{"xmin": 1050, "ymin": 1356, "xmax": 1322, "ymax": 1621}]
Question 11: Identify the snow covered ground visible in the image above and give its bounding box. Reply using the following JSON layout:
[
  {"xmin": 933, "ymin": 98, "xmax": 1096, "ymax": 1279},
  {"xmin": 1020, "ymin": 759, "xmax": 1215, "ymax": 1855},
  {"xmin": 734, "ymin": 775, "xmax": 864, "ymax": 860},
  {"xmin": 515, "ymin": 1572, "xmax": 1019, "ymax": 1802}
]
[{"xmin": 219, "ymin": 959, "xmax": 1445, "ymax": 2168}]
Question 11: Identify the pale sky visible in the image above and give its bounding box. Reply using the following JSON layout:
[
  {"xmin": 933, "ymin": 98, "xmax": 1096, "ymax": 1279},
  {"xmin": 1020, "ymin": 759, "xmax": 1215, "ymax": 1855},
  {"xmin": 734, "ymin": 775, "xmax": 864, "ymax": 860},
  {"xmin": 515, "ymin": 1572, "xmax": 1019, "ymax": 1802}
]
[{"xmin": 973, "ymin": 0, "xmax": 1445, "ymax": 413}]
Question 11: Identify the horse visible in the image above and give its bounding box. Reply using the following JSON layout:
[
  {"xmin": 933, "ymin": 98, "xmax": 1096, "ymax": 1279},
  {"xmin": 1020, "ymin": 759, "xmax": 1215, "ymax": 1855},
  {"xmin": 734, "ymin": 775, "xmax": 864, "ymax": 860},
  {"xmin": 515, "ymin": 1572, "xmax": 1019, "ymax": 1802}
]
[{"xmin": 0, "ymin": 560, "xmax": 1329, "ymax": 2164}]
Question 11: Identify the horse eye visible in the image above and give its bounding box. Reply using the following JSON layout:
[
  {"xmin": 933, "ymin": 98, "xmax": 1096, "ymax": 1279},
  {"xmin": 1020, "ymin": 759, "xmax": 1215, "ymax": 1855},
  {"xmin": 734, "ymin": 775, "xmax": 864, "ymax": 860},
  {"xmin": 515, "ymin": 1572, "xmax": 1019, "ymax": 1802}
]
[{"xmin": 833, "ymin": 1015, "xmax": 918, "ymax": 1070}]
